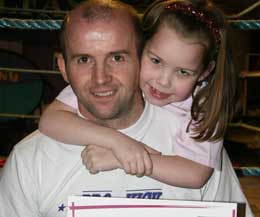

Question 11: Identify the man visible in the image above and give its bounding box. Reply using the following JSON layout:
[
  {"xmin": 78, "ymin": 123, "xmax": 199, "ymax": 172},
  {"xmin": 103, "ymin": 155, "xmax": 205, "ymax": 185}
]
[{"xmin": 0, "ymin": 1, "xmax": 253, "ymax": 217}]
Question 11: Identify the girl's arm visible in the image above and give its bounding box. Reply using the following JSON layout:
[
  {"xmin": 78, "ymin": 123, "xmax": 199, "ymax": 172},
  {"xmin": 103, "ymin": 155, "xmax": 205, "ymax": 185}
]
[
  {"xmin": 149, "ymin": 154, "xmax": 213, "ymax": 188},
  {"xmin": 39, "ymin": 100, "xmax": 160, "ymax": 176},
  {"xmin": 81, "ymin": 145, "xmax": 121, "ymax": 174},
  {"xmin": 82, "ymin": 144, "xmax": 213, "ymax": 188},
  {"xmin": 40, "ymin": 100, "xmax": 211, "ymax": 188}
]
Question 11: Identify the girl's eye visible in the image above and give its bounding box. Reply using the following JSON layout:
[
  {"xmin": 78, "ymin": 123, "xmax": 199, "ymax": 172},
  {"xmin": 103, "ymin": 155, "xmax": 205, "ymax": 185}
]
[
  {"xmin": 112, "ymin": 55, "xmax": 124, "ymax": 62},
  {"xmin": 151, "ymin": 57, "xmax": 160, "ymax": 65},
  {"xmin": 178, "ymin": 69, "xmax": 190, "ymax": 76},
  {"xmin": 78, "ymin": 56, "xmax": 90, "ymax": 64}
]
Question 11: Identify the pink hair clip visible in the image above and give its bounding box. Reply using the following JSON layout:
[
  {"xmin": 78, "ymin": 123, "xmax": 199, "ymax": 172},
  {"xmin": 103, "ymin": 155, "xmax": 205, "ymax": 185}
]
[{"xmin": 165, "ymin": 2, "xmax": 221, "ymax": 44}]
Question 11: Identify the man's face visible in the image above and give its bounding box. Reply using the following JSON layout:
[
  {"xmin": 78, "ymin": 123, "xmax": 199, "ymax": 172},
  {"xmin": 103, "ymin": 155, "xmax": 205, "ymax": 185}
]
[{"xmin": 59, "ymin": 13, "xmax": 142, "ymax": 127}]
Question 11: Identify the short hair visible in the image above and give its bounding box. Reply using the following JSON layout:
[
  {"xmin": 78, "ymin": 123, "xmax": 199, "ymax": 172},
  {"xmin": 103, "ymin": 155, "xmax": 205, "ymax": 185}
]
[{"xmin": 60, "ymin": 0, "xmax": 144, "ymax": 61}]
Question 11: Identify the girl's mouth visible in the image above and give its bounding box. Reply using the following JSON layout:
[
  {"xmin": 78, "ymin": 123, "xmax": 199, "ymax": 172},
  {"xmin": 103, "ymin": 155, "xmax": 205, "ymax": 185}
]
[{"xmin": 149, "ymin": 86, "xmax": 171, "ymax": 100}]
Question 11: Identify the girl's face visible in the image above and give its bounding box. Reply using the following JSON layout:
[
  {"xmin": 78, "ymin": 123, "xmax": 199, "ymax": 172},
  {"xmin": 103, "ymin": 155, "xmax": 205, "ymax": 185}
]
[{"xmin": 140, "ymin": 24, "xmax": 212, "ymax": 106}]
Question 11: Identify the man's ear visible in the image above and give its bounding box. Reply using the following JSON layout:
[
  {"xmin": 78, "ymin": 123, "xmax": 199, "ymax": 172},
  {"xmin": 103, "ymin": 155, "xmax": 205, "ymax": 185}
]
[
  {"xmin": 199, "ymin": 60, "xmax": 216, "ymax": 81},
  {"xmin": 57, "ymin": 53, "xmax": 69, "ymax": 83}
]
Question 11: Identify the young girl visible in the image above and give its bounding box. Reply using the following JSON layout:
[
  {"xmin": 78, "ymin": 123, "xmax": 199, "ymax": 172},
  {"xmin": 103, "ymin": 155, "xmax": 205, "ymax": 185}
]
[{"xmin": 39, "ymin": 0, "xmax": 237, "ymax": 188}]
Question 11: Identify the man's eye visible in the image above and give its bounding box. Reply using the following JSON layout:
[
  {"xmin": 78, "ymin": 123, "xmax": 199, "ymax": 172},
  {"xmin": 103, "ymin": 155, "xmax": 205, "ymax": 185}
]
[
  {"xmin": 112, "ymin": 55, "xmax": 124, "ymax": 62},
  {"xmin": 151, "ymin": 57, "xmax": 160, "ymax": 65},
  {"xmin": 78, "ymin": 56, "xmax": 89, "ymax": 64}
]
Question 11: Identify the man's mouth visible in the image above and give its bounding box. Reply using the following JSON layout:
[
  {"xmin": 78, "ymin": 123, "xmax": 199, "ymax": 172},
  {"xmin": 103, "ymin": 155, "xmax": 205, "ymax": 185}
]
[{"xmin": 93, "ymin": 91, "xmax": 114, "ymax": 97}]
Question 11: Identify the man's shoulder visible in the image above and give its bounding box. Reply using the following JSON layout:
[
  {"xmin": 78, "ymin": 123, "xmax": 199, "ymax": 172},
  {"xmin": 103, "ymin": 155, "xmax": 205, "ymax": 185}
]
[
  {"xmin": 13, "ymin": 130, "xmax": 57, "ymax": 155},
  {"xmin": 16, "ymin": 130, "xmax": 50, "ymax": 146},
  {"xmin": 13, "ymin": 130, "xmax": 83, "ymax": 158}
]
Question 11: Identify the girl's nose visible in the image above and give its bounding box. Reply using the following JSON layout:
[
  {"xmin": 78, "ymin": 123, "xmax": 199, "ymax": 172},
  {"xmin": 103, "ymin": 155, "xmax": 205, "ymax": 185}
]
[{"xmin": 156, "ymin": 70, "xmax": 172, "ymax": 88}]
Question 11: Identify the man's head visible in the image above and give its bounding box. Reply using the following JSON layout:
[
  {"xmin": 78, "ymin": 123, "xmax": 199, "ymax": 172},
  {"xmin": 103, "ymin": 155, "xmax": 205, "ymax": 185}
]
[
  {"xmin": 57, "ymin": 0, "xmax": 144, "ymax": 128},
  {"xmin": 59, "ymin": 0, "xmax": 144, "ymax": 61}
]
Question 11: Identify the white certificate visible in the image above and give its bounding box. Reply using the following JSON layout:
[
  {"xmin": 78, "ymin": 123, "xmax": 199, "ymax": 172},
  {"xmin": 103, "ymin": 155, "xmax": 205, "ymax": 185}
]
[{"xmin": 67, "ymin": 196, "xmax": 237, "ymax": 217}]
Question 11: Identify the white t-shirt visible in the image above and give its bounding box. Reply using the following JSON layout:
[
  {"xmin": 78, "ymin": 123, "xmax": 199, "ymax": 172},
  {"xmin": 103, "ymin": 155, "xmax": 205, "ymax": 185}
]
[
  {"xmin": 0, "ymin": 101, "xmax": 253, "ymax": 217},
  {"xmin": 56, "ymin": 85, "xmax": 222, "ymax": 169}
]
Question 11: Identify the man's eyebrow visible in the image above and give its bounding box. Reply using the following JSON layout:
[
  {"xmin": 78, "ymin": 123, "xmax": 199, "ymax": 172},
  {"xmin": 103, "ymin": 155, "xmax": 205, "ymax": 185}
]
[
  {"xmin": 70, "ymin": 53, "xmax": 90, "ymax": 59},
  {"xmin": 109, "ymin": 50, "xmax": 129, "ymax": 55}
]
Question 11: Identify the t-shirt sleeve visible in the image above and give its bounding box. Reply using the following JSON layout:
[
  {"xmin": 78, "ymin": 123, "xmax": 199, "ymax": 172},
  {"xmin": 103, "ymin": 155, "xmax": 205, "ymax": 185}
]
[
  {"xmin": 56, "ymin": 85, "xmax": 78, "ymax": 110},
  {"xmin": 0, "ymin": 148, "xmax": 39, "ymax": 217},
  {"xmin": 174, "ymin": 117, "xmax": 223, "ymax": 170}
]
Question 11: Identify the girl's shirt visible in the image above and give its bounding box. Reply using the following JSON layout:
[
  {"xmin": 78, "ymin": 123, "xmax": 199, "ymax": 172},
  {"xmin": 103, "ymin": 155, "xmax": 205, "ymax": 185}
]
[
  {"xmin": 164, "ymin": 96, "xmax": 222, "ymax": 170},
  {"xmin": 56, "ymin": 85, "xmax": 222, "ymax": 170}
]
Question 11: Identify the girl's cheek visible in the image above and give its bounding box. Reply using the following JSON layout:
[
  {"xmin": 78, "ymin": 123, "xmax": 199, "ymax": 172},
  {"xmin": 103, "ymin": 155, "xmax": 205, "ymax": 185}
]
[
  {"xmin": 140, "ymin": 66, "xmax": 155, "ymax": 82},
  {"xmin": 139, "ymin": 70, "xmax": 148, "ymax": 83}
]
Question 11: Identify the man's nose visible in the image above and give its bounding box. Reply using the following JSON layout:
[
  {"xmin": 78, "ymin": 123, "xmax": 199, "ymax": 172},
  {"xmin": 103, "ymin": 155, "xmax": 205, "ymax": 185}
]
[
  {"xmin": 156, "ymin": 70, "xmax": 172, "ymax": 88},
  {"xmin": 92, "ymin": 64, "xmax": 112, "ymax": 84}
]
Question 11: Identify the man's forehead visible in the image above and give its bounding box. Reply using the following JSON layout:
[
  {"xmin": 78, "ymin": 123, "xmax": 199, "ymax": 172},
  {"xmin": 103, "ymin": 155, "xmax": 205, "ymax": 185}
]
[
  {"xmin": 86, "ymin": 31, "xmax": 111, "ymax": 41},
  {"xmin": 68, "ymin": 11, "xmax": 136, "ymax": 39},
  {"xmin": 65, "ymin": 20, "xmax": 137, "ymax": 56},
  {"xmin": 69, "ymin": 17, "xmax": 132, "ymax": 38},
  {"xmin": 66, "ymin": 9, "xmax": 134, "ymax": 35},
  {"xmin": 68, "ymin": 5, "xmax": 129, "ymax": 24}
]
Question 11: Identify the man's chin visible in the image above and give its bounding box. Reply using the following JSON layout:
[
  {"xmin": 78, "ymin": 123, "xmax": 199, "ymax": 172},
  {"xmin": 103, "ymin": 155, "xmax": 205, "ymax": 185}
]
[{"xmin": 83, "ymin": 107, "xmax": 119, "ymax": 121}]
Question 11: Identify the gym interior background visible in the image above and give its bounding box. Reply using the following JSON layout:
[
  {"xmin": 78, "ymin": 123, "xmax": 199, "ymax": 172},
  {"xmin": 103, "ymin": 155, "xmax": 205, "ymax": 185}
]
[{"xmin": 0, "ymin": 0, "xmax": 259, "ymax": 216}]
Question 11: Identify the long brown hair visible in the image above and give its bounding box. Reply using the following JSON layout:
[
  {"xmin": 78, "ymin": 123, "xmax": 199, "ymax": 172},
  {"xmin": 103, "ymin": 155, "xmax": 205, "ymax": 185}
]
[{"xmin": 142, "ymin": 0, "xmax": 238, "ymax": 142}]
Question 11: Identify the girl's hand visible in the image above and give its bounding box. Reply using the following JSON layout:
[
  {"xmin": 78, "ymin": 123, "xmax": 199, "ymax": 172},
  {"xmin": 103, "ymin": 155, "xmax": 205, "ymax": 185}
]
[
  {"xmin": 110, "ymin": 137, "xmax": 161, "ymax": 177},
  {"xmin": 81, "ymin": 145, "xmax": 121, "ymax": 174}
]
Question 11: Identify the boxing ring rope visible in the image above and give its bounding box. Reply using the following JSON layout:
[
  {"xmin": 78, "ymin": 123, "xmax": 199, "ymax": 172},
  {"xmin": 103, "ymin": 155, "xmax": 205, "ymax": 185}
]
[
  {"xmin": 229, "ymin": 122, "xmax": 260, "ymax": 133},
  {"xmin": 226, "ymin": 0, "xmax": 260, "ymax": 19},
  {"xmin": 0, "ymin": 14, "xmax": 259, "ymax": 175},
  {"xmin": 0, "ymin": 67, "xmax": 60, "ymax": 75},
  {"xmin": 0, "ymin": 18, "xmax": 62, "ymax": 30},
  {"xmin": 229, "ymin": 20, "xmax": 260, "ymax": 29},
  {"xmin": 1, "ymin": 18, "xmax": 260, "ymax": 30},
  {"xmin": 0, "ymin": 113, "xmax": 40, "ymax": 119},
  {"xmin": 233, "ymin": 166, "xmax": 260, "ymax": 177},
  {"xmin": 240, "ymin": 71, "xmax": 260, "ymax": 78}
]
